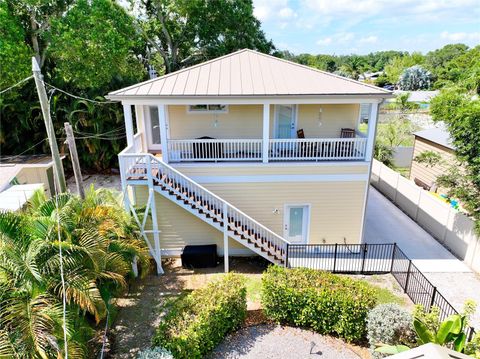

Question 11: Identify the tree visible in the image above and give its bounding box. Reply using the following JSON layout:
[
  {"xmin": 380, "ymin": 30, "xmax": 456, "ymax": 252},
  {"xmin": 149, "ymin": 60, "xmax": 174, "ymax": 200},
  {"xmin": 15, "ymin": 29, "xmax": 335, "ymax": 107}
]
[
  {"xmin": 0, "ymin": 2, "xmax": 32, "ymax": 88},
  {"xmin": 0, "ymin": 188, "xmax": 150, "ymax": 357},
  {"xmin": 136, "ymin": 0, "xmax": 274, "ymax": 74},
  {"xmin": 337, "ymin": 55, "xmax": 367, "ymax": 80},
  {"xmin": 425, "ymin": 43, "xmax": 469, "ymax": 84},
  {"xmin": 384, "ymin": 52, "xmax": 425, "ymax": 84},
  {"xmin": 49, "ymin": 0, "xmax": 145, "ymax": 90},
  {"xmin": 398, "ymin": 65, "xmax": 432, "ymax": 90},
  {"xmin": 431, "ymin": 88, "xmax": 480, "ymax": 234}
]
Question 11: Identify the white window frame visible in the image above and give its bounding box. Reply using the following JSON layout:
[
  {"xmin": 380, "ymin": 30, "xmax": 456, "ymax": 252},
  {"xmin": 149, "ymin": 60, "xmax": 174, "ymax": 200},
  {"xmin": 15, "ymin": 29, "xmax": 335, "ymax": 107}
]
[
  {"xmin": 145, "ymin": 105, "xmax": 165, "ymax": 151},
  {"xmin": 283, "ymin": 203, "xmax": 311, "ymax": 244},
  {"xmin": 186, "ymin": 104, "xmax": 229, "ymax": 114}
]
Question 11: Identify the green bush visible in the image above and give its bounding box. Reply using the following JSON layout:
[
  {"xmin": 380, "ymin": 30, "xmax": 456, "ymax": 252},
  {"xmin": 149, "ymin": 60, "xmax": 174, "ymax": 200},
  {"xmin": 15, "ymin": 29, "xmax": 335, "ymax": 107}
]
[
  {"xmin": 261, "ymin": 266, "xmax": 377, "ymax": 342},
  {"xmin": 152, "ymin": 274, "xmax": 247, "ymax": 359},
  {"xmin": 367, "ymin": 304, "xmax": 415, "ymax": 358}
]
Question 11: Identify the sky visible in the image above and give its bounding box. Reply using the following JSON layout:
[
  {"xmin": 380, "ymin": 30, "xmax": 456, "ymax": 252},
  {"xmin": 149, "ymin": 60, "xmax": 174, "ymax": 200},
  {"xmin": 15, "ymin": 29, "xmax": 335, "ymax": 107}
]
[{"xmin": 253, "ymin": 0, "xmax": 480, "ymax": 55}]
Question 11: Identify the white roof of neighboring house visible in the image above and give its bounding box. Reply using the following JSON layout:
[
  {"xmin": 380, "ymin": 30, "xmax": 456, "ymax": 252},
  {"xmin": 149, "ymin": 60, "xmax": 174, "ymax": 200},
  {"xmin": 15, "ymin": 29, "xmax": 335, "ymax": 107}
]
[
  {"xmin": 393, "ymin": 90, "xmax": 439, "ymax": 102},
  {"xmin": 108, "ymin": 49, "xmax": 391, "ymax": 100},
  {"xmin": 414, "ymin": 127, "xmax": 455, "ymax": 150},
  {"xmin": 0, "ymin": 184, "xmax": 44, "ymax": 212},
  {"xmin": 388, "ymin": 343, "xmax": 471, "ymax": 358}
]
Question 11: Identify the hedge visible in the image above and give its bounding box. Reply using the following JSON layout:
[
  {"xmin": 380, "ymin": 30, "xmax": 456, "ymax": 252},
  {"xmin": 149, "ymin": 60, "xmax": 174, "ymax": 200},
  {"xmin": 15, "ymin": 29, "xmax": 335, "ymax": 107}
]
[
  {"xmin": 152, "ymin": 274, "xmax": 247, "ymax": 358},
  {"xmin": 261, "ymin": 266, "xmax": 377, "ymax": 342}
]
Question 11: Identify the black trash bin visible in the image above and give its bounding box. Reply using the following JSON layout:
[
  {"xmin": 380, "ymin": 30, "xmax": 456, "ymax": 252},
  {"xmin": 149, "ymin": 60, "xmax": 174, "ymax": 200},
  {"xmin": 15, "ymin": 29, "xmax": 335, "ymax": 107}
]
[
  {"xmin": 181, "ymin": 244, "xmax": 218, "ymax": 268},
  {"xmin": 193, "ymin": 136, "xmax": 223, "ymax": 160}
]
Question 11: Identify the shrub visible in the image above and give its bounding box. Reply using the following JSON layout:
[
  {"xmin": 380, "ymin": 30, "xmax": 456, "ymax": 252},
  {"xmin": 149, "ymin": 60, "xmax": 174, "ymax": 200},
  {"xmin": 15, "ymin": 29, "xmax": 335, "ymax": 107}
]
[
  {"xmin": 261, "ymin": 266, "xmax": 377, "ymax": 342},
  {"xmin": 152, "ymin": 274, "xmax": 247, "ymax": 359},
  {"xmin": 137, "ymin": 347, "xmax": 173, "ymax": 359},
  {"xmin": 398, "ymin": 65, "xmax": 432, "ymax": 90},
  {"xmin": 367, "ymin": 304, "xmax": 415, "ymax": 358}
]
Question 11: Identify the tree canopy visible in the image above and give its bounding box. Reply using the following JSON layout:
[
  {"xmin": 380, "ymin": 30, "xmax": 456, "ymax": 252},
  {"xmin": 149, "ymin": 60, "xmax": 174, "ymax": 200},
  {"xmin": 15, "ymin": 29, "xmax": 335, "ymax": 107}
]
[{"xmin": 136, "ymin": 0, "xmax": 275, "ymax": 74}]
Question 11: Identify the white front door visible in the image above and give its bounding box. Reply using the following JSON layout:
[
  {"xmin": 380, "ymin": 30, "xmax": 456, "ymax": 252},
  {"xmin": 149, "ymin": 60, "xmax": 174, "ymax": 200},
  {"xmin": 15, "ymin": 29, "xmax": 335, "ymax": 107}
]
[
  {"xmin": 284, "ymin": 205, "xmax": 310, "ymax": 244},
  {"xmin": 145, "ymin": 105, "xmax": 162, "ymax": 150},
  {"xmin": 275, "ymin": 105, "xmax": 296, "ymax": 139}
]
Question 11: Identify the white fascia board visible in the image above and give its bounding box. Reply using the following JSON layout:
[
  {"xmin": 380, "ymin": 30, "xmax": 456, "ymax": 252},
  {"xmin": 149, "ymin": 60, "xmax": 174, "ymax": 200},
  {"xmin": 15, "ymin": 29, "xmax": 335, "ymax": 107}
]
[
  {"xmin": 188, "ymin": 173, "xmax": 369, "ymax": 183},
  {"xmin": 172, "ymin": 161, "xmax": 370, "ymax": 168},
  {"xmin": 114, "ymin": 96, "xmax": 387, "ymax": 106}
]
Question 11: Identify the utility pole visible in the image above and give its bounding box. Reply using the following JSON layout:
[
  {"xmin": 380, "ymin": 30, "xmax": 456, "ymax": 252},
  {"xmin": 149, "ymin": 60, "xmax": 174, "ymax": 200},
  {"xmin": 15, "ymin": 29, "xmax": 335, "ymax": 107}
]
[
  {"xmin": 64, "ymin": 122, "xmax": 85, "ymax": 199},
  {"xmin": 32, "ymin": 57, "xmax": 67, "ymax": 193}
]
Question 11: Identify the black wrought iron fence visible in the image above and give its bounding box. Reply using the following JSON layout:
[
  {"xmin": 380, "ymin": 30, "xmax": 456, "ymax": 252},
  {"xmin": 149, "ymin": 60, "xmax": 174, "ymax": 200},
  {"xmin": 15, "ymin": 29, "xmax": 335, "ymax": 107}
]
[{"xmin": 286, "ymin": 242, "xmax": 476, "ymax": 340}]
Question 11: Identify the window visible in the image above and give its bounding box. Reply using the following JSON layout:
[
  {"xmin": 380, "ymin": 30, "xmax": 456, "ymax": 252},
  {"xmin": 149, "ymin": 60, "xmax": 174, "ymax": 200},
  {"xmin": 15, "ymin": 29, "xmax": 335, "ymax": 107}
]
[
  {"xmin": 187, "ymin": 104, "xmax": 228, "ymax": 113},
  {"xmin": 149, "ymin": 106, "xmax": 161, "ymax": 145}
]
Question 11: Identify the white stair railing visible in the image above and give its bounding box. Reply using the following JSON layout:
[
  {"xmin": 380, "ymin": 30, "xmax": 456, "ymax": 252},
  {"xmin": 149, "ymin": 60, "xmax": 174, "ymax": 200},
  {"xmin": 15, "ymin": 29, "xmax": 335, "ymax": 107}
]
[{"xmin": 119, "ymin": 152, "xmax": 290, "ymax": 263}]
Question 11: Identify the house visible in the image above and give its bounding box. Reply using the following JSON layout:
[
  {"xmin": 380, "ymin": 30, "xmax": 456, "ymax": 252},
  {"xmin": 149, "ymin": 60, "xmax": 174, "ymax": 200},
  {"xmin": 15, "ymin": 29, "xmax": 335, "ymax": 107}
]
[
  {"xmin": 107, "ymin": 49, "xmax": 392, "ymax": 273},
  {"xmin": 0, "ymin": 154, "xmax": 64, "ymax": 211},
  {"xmin": 390, "ymin": 90, "xmax": 439, "ymax": 109},
  {"xmin": 410, "ymin": 127, "xmax": 455, "ymax": 190}
]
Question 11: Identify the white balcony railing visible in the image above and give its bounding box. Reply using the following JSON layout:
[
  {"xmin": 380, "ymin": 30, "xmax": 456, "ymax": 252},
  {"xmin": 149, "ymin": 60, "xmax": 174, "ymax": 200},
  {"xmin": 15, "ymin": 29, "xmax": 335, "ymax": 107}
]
[
  {"xmin": 167, "ymin": 139, "xmax": 263, "ymax": 162},
  {"xmin": 166, "ymin": 137, "xmax": 367, "ymax": 162},
  {"xmin": 269, "ymin": 137, "xmax": 367, "ymax": 161}
]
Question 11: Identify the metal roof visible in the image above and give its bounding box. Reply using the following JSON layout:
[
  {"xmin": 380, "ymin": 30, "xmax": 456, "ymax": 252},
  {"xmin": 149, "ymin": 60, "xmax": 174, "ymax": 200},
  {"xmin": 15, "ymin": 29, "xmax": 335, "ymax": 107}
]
[
  {"xmin": 108, "ymin": 49, "xmax": 391, "ymax": 99},
  {"xmin": 389, "ymin": 343, "xmax": 471, "ymax": 358},
  {"xmin": 414, "ymin": 127, "xmax": 455, "ymax": 150},
  {"xmin": 0, "ymin": 184, "xmax": 44, "ymax": 212}
]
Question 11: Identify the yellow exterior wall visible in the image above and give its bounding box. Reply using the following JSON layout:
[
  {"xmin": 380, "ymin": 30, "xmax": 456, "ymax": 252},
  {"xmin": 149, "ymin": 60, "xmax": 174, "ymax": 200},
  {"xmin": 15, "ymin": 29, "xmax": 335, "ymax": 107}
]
[
  {"xmin": 167, "ymin": 104, "xmax": 359, "ymax": 139},
  {"xmin": 174, "ymin": 163, "xmax": 369, "ymax": 177},
  {"xmin": 134, "ymin": 177, "xmax": 367, "ymax": 255}
]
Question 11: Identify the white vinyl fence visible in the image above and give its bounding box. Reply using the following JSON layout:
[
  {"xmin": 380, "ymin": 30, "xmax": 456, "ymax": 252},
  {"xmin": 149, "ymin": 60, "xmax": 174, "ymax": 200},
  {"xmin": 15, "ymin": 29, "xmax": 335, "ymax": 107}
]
[{"xmin": 371, "ymin": 159, "xmax": 480, "ymax": 273}]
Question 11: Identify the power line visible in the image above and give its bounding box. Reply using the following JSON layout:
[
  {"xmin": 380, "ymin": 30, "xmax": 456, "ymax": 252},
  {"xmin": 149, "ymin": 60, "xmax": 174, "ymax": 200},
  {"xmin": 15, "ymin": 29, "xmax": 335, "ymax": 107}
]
[
  {"xmin": 1, "ymin": 138, "xmax": 48, "ymax": 160},
  {"xmin": 44, "ymin": 82, "xmax": 115, "ymax": 104},
  {"xmin": 0, "ymin": 76, "xmax": 33, "ymax": 95}
]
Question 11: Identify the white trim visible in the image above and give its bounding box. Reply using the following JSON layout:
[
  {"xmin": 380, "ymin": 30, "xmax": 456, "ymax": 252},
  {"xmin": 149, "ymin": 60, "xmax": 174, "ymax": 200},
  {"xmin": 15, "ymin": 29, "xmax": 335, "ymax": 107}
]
[
  {"xmin": 365, "ymin": 102, "xmax": 379, "ymax": 161},
  {"xmin": 283, "ymin": 204, "xmax": 311, "ymax": 244},
  {"xmin": 172, "ymin": 160, "xmax": 369, "ymax": 168},
  {"xmin": 273, "ymin": 104, "xmax": 297, "ymax": 138},
  {"xmin": 117, "ymin": 97, "xmax": 386, "ymax": 106},
  {"xmin": 262, "ymin": 104, "xmax": 270, "ymax": 163},
  {"xmin": 187, "ymin": 173, "xmax": 369, "ymax": 183},
  {"xmin": 186, "ymin": 104, "xmax": 229, "ymax": 114}
]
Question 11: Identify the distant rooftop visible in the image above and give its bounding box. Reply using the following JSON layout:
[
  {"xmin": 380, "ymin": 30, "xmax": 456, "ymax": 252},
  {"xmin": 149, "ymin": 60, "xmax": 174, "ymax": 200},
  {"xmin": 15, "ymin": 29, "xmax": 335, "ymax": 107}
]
[
  {"xmin": 108, "ymin": 49, "xmax": 392, "ymax": 99},
  {"xmin": 393, "ymin": 90, "xmax": 439, "ymax": 103},
  {"xmin": 414, "ymin": 127, "xmax": 454, "ymax": 150}
]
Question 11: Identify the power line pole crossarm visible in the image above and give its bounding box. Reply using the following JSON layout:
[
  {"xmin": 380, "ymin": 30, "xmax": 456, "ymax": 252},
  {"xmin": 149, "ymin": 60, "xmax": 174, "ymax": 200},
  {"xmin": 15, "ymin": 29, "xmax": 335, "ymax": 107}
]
[
  {"xmin": 64, "ymin": 122, "xmax": 85, "ymax": 199},
  {"xmin": 32, "ymin": 57, "xmax": 67, "ymax": 193}
]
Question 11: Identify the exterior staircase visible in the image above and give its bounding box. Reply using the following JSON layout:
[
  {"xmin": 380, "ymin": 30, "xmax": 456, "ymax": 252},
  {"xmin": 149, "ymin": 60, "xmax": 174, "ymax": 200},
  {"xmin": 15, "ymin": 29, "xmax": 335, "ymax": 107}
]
[{"xmin": 124, "ymin": 154, "xmax": 289, "ymax": 265}]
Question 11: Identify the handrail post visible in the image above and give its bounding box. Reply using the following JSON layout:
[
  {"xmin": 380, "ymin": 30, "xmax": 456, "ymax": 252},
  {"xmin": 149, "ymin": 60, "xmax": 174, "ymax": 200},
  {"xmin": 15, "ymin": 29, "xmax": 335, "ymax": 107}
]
[
  {"xmin": 429, "ymin": 286, "xmax": 437, "ymax": 311},
  {"xmin": 390, "ymin": 243, "xmax": 397, "ymax": 273},
  {"xmin": 404, "ymin": 260, "xmax": 412, "ymax": 293},
  {"xmin": 333, "ymin": 243, "xmax": 338, "ymax": 273},
  {"xmin": 285, "ymin": 243, "xmax": 289, "ymax": 268},
  {"xmin": 360, "ymin": 243, "xmax": 367, "ymax": 274}
]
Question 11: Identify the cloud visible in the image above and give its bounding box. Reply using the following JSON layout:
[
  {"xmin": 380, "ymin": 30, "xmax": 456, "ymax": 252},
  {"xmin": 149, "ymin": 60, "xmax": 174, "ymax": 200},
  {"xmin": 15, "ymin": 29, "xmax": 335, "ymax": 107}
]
[
  {"xmin": 316, "ymin": 37, "xmax": 332, "ymax": 45},
  {"xmin": 359, "ymin": 35, "xmax": 378, "ymax": 44},
  {"xmin": 279, "ymin": 7, "xmax": 296, "ymax": 19},
  {"xmin": 440, "ymin": 31, "xmax": 480, "ymax": 42},
  {"xmin": 253, "ymin": 0, "xmax": 290, "ymax": 22}
]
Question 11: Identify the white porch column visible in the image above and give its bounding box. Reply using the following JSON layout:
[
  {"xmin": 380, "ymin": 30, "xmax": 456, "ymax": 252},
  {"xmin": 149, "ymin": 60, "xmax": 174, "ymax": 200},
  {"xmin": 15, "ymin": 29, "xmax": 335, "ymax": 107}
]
[
  {"xmin": 123, "ymin": 103, "xmax": 134, "ymax": 147},
  {"xmin": 158, "ymin": 105, "xmax": 169, "ymax": 163},
  {"xmin": 364, "ymin": 102, "xmax": 379, "ymax": 161},
  {"xmin": 134, "ymin": 105, "xmax": 147, "ymax": 152},
  {"xmin": 262, "ymin": 104, "xmax": 270, "ymax": 163},
  {"xmin": 223, "ymin": 203, "xmax": 229, "ymax": 273}
]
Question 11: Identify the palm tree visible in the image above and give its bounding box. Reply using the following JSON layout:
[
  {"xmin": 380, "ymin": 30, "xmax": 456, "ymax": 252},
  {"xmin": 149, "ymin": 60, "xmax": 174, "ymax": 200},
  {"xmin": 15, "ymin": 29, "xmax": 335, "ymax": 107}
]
[{"xmin": 0, "ymin": 187, "xmax": 150, "ymax": 358}]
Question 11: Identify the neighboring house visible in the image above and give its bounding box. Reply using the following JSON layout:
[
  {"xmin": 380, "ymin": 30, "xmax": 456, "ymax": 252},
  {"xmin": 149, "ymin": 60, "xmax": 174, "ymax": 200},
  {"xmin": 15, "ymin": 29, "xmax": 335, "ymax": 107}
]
[
  {"xmin": 410, "ymin": 128, "xmax": 455, "ymax": 190},
  {"xmin": 0, "ymin": 155, "xmax": 63, "ymax": 211},
  {"xmin": 107, "ymin": 49, "xmax": 392, "ymax": 273},
  {"xmin": 390, "ymin": 90, "xmax": 439, "ymax": 109}
]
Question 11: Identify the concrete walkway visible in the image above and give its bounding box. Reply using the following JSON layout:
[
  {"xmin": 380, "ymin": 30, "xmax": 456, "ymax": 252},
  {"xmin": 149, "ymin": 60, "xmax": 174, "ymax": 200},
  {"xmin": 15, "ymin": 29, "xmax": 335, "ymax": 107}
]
[{"xmin": 365, "ymin": 186, "xmax": 480, "ymax": 327}]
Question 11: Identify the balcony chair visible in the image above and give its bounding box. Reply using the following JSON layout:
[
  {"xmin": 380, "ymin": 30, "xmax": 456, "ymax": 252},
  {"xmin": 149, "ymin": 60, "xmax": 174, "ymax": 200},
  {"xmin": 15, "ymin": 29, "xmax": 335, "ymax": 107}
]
[
  {"xmin": 296, "ymin": 128, "xmax": 318, "ymax": 159},
  {"xmin": 339, "ymin": 128, "xmax": 356, "ymax": 157}
]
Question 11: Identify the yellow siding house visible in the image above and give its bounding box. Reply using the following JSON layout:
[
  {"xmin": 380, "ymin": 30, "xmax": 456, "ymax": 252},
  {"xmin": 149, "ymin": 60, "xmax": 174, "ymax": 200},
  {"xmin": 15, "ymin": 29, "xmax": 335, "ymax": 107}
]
[{"xmin": 107, "ymin": 49, "xmax": 392, "ymax": 273}]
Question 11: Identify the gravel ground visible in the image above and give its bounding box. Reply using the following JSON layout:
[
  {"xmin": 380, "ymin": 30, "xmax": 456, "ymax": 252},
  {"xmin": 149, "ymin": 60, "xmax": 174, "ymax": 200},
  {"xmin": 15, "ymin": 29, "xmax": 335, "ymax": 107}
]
[
  {"xmin": 66, "ymin": 173, "xmax": 121, "ymax": 193},
  {"xmin": 208, "ymin": 325, "xmax": 362, "ymax": 359}
]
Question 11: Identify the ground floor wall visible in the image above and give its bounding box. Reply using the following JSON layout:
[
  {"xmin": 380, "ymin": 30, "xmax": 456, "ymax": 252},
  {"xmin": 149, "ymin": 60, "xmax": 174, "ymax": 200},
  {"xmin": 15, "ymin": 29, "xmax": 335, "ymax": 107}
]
[{"xmin": 133, "ymin": 165, "xmax": 369, "ymax": 256}]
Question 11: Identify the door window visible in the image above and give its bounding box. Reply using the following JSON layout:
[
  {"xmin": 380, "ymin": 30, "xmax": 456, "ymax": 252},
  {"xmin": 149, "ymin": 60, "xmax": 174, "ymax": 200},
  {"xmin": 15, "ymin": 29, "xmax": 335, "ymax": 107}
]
[{"xmin": 149, "ymin": 106, "xmax": 161, "ymax": 145}]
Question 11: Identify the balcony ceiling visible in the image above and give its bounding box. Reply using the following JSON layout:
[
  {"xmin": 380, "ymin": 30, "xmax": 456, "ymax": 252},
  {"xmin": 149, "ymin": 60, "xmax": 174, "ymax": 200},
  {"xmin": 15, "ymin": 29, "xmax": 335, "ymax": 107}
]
[{"xmin": 108, "ymin": 49, "xmax": 391, "ymax": 100}]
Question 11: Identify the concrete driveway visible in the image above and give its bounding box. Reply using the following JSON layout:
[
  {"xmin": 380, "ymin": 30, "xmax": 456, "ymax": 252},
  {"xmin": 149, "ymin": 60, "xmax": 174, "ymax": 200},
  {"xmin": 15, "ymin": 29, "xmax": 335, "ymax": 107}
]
[{"xmin": 364, "ymin": 186, "xmax": 480, "ymax": 327}]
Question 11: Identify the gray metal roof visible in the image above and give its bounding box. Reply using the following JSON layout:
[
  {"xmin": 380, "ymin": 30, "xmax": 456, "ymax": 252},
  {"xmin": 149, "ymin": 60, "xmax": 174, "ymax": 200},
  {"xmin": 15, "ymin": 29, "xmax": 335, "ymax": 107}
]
[
  {"xmin": 108, "ymin": 49, "xmax": 392, "ymax": 99},
  {"xmin": 414, "ymin": 127, "xmax": 455, "ymax": 150}
]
